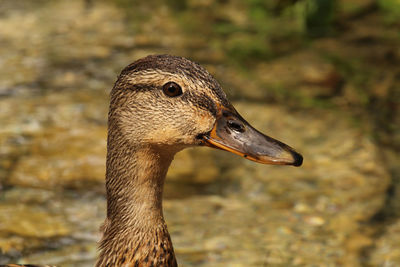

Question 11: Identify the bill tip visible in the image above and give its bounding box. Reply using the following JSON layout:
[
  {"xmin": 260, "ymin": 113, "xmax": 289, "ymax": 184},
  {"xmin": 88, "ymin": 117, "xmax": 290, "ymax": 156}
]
[{"xmin": 291, "ymin": 151, "xmax": 303, "ymax": 167}]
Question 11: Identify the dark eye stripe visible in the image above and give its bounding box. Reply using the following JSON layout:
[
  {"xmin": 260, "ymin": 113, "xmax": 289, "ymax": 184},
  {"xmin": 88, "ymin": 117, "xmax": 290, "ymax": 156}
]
[
  {"xmin": 181, "ymin": 92, "xmax": 217, "ymax": 116},
  {"xmin": 127, "ymin": 83, "xmax": 154, "ymax": 91}
]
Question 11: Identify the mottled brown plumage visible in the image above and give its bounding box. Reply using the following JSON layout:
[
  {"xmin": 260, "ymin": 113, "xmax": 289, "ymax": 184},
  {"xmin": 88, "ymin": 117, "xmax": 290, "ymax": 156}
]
[{"xmin": 96, "ymin": 55, "xmax": 222, "ymax": 267}]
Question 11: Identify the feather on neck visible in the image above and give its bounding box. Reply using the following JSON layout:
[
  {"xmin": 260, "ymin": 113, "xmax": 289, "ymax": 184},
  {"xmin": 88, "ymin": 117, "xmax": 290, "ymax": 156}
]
[{"xmin": 96, "ymin": 131, "xmax": 178, "ymax": 267}]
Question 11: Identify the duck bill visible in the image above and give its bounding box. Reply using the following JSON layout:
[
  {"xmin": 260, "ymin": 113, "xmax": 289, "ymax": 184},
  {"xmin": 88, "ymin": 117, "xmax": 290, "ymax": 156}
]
[{"xmin": 202, "ymin": 106, "xmax": 303, "ymax": 166}]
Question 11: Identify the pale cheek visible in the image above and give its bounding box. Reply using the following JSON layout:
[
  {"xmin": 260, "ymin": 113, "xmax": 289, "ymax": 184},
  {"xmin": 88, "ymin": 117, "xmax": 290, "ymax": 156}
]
[
  {"xmin": 144, "ymin": 128, "xmax": 183, "ymax": 145},
  {"xmin": 193, "ymin": 111, "xmax": 215, "ymax": 134}
]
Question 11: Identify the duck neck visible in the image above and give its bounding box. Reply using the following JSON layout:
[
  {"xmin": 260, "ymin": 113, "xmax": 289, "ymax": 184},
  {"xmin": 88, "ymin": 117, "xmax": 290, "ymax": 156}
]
[{"xmin": 96, "ymin": 138, "xmax": 178, "ymax": 267}]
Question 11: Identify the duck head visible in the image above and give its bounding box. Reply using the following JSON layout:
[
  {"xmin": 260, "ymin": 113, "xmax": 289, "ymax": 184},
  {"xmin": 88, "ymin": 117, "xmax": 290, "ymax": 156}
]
[{"xmin": 110, "ymin": 54, "xmax": 302, "ymax": 166}]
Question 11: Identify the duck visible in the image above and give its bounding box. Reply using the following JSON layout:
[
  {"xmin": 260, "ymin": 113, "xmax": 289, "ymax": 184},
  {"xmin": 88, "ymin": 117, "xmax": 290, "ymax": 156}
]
[
  {"xmin": 95, "ymin": 54, "xmax": 302, "ymax": 266},
  {"xmin": 2, "ymin": 55, "xmax": 302, "ymax": 267}
]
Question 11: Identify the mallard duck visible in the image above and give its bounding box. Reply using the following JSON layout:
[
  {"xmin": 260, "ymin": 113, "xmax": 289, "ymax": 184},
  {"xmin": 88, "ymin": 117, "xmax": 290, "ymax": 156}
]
[
  {"xmin": 2, "ymin": 55, "xmax": 302, "ymax": 267},
  {"xmin": 96, "ymin": 55, "xmax": 302, "ymax": 266}
]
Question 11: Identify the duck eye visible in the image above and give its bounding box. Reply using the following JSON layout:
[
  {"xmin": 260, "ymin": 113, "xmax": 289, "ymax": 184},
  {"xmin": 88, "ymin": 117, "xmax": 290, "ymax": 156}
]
[{"xmin": 162, "ymin": 82, "xmax": 183, "ymax": 97}]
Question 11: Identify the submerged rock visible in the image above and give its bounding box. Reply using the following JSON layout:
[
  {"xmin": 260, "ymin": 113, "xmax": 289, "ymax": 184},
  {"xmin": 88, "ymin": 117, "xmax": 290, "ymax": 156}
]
[
  {"xmin": 0, "ymin": 188, "xmax": 71, "ymax": 255},
  {"xmin": 0, "ymin": 91, "xmax": 108, "ymax": 189},
  {"xmin": 368, "ymin": 220, "xmax": 400, "ymax": 266}
]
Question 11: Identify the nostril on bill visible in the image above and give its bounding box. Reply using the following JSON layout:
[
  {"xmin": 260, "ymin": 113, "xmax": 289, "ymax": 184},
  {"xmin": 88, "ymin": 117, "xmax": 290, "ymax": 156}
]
[{"xmin": 227, "ymin": 120, "xmax": 245, "ymax": 133}]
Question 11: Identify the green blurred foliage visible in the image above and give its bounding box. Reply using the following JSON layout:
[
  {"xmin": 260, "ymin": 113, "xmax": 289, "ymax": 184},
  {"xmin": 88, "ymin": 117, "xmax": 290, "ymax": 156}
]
[
  {"xmin": 109, "ymin": 0, "xmax": 312, "ymax": 62},
  {"xmin": 109, "ymin": 0, "xmax": 358, "ymax": 61},
  {"xmin": 378, "ymin": 0, "xmax": 400, "ymax": 22},
  {"xmin": 305, "ymin": 0, "xmax": 337, "ymax": 37}
]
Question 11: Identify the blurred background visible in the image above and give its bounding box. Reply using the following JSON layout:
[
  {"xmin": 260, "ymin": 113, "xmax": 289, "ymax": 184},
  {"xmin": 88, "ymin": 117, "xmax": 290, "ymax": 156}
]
[{"xmin": 0, "ymin": 0, "xmax": 399, "ymax": 266}]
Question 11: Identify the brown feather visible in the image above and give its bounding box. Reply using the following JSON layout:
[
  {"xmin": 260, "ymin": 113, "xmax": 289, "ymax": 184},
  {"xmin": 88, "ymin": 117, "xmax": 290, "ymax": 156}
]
[{"xmin": 96, "ymin": 55, "xmax": 226, "ymax": 266}]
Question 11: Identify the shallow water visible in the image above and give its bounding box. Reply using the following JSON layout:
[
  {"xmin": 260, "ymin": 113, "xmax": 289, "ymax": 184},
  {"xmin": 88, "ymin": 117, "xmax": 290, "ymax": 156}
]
[{"xmin": 0, "ymin": 0, "xmax": 399, "ymax": 266}]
